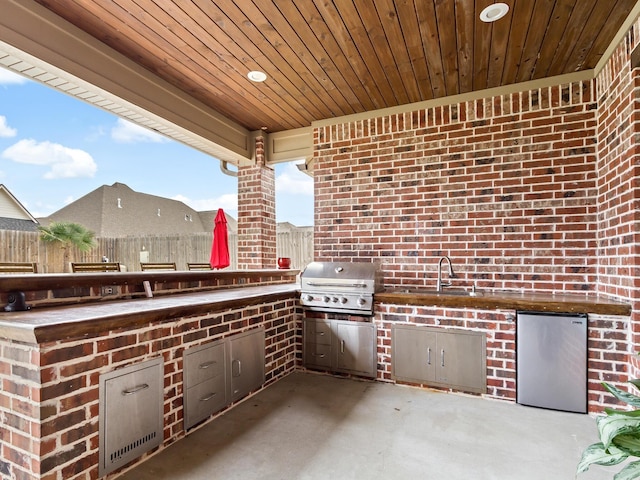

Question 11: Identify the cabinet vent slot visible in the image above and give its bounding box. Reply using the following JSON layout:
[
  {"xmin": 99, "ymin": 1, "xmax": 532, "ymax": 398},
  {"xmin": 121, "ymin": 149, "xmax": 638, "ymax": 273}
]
[{"xmin": 109, "ymin": 431, "xmax": 157, "ymax": 463}]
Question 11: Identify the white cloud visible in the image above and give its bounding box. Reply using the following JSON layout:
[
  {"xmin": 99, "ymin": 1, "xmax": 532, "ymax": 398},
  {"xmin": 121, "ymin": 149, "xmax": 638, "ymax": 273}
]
[
  {"xmin": 85, "ymin": 125, "xmax": 106, "ymax": 142},
  {"xmin": 276, "ymin": 162, "xmax": 313, "ymax": 195},
  {"xmin": 26, "ymin": 200, "xmax": 58, "ymax": 218},
  {"xmin": 29, "ymin": 195, "xmax": 76, "ymax": 217},
  {"xmin": 1, "ymin": 139, "xmax": 97, "ymax": 179},
  {"xmin": 172, "ymin": 193, "xmax": 238, "ymax": 214},
  {"xmin": 0, "ymin": 116, "xmax": 17, "ymax": 138},
  {"xmin": 0, "ymin": 69, "xmax": 27, "ymax": 85},
  {"xmin": 111, "ymin": 118, "xmax": 168, "ymax": 143}
]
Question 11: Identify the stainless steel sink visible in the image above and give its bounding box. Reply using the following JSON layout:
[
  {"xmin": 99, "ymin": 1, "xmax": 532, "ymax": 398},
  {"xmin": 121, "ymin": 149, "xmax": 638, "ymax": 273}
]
[
  {"xmin": 391, "ymin": 288, "xmax": 480, "ymax": 297},
  {"xmin": 437, "ymin": 289, "xmax": 476, "ymax": 296}
]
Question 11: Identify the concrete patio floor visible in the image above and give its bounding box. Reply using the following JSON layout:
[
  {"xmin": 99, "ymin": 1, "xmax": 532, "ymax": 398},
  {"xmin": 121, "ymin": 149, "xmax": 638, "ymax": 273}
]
[{"xmin": 117, "ymin": 372, "xmax": 611, "ymax": 480}]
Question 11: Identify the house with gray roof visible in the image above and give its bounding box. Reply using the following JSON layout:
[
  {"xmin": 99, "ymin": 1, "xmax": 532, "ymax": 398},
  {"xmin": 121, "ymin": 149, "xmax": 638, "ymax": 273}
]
[
  {"xmin": 197, "ymin": 209, "xmax": 237, "ymax": 234},
  {"xmin": 39, "ymin": 182, "xmax": 236, "ymax": 237},
  {"xmin": 0, "ymin": 184, "xmax": 39, "ymax": 232}
]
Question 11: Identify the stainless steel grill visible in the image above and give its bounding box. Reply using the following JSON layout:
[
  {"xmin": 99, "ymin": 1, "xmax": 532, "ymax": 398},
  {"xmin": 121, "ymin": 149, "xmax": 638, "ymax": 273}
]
[{"xmin": 300, "ymin": 261, "xmax": 383, "ymax": 315}]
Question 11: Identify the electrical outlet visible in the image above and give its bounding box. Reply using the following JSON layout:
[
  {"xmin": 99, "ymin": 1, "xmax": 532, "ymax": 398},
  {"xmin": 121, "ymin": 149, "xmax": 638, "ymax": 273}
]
[{"xmin": 101, "ymin": 286, "xmax": 114, "ymax": 296}]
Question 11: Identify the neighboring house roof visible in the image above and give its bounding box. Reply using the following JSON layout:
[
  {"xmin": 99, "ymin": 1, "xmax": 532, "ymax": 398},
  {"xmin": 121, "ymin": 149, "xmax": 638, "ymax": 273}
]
[
  {"xmin": 37, "ymin": 182, "xmax": 308, "ymax": 237},
  {"xmin": 39, "ymin": 182, "xmax": 237, "ymax": 237},
  {"xmin": 0, "ymin": 217, "xmax": 40, "ymax": 232},
  {"xmin": 198, "ymin": 210, "xmax": 237, "ymax": 233},
  {"xmin": 0, "ymin": 184, "xmax": 39, "ymax": 232}
]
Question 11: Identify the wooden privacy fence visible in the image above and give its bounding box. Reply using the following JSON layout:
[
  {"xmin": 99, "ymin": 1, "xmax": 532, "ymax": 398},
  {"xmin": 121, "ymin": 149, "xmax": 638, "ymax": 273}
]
[{"xmin": 0, "ymin": 230, "xmax": 313, "ymax": 273}]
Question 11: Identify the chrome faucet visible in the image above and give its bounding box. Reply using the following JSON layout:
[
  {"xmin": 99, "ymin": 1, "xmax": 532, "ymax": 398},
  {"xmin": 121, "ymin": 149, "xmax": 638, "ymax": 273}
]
[{"xmin": 437, "ymin": 256, "xmax": 455, "ymax": 292}]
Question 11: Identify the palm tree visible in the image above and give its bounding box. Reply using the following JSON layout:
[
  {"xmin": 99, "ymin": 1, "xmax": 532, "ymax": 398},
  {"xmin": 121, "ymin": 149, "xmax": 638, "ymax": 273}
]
[{"xmin": 38, "ymin": 222, "xmax": 97, "ymax": 272}]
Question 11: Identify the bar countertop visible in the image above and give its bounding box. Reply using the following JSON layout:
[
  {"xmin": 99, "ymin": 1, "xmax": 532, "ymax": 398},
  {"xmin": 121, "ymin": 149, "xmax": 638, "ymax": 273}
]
[
  {"xmin": 0, "ymin": 283, "xmax": 299, "ymax": 344},
  {"xmin": 375, "ymin": 288, "xmax": 632, "ymax": 316},
  {"xmin": 0, "ymin": 284, "xmax": 631, "ymax": 345}
]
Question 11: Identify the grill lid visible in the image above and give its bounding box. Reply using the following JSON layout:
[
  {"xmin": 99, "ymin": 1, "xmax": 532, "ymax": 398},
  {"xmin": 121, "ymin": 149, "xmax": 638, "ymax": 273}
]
[{"xmin": 300, "ymin": 261, "xmax": 383, "ymax": 294}]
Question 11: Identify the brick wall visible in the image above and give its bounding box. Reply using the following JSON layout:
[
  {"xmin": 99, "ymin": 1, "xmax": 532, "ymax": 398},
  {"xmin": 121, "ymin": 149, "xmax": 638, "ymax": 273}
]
[
  {"xmin": 0, "ymin": 342, "xmax": 41, "ymax": 480},
  {"xmin": 588, "ymin": 313, "xmax": 631, "ymax": 407},
  {"xmin": 0, "ymin": 298, "xmax": 300, "ymax": 480},
  {"xmin": 314, "ymin": 81, "xmax": 598, "ymax": 294},
  {"xmin": 595, "ymin": 16, "xmax": 640, "ymax": 382},
  {"xmin": 312, "ymin": 21, "xmax": 640, "ymax": 410},
  {"xmin": 237, "ymin": 135, "xmax": 277, "ymax": 269}
]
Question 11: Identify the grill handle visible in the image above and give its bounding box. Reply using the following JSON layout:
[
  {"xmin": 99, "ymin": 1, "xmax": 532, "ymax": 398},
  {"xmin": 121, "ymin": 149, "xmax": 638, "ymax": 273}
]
[{"xmin": 304, "ymin": 282, "xmax": 368, "ymax": 288}]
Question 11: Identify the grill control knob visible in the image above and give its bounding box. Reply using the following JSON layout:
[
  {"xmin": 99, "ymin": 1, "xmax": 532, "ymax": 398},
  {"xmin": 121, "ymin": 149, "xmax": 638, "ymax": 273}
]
[
  {"xmin": 340, "ymin": 297, "xmax": 348, "ymax": 304},
  {"xmin": 357, "ymin": 297, "xmax": 366, "ymax": 306},
  {"xmin": 332, "ymin": 297, "xmax": 339, "ymax": 303},
  {"xmin": 304, "ymin": 294, "xmax": 314, "ymax": 302},
  {"xmin": 323, "ymin": 296, "xmax": 330, "ymax": 303}
]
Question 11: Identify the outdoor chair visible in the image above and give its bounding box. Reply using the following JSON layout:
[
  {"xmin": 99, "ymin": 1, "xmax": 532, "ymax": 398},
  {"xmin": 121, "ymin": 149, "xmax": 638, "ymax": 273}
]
[
  {"xmin": 187, "ymin": 262, "xmax": 212, "ymax": 271},
  {"xmin": 0, "ymin": 262, "xmax": 38, "ymax": 274},
  {"xmin": 72, "ymin": 262, "xmax": 121, "ymax": 273},
  {"xmin": 140, "ymin": 262, "xmax": 177, "ymax": 271}
]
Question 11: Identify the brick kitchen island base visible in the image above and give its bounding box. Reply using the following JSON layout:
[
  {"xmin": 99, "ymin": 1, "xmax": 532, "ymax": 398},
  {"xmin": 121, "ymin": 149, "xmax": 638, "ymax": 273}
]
[
  {"xmin": 0, "ymin": 276, "xmax": 632, "ymax": 480},
  {"xmin": 0, "ymin": 285, "xmax": 299, "ymax": 480}
]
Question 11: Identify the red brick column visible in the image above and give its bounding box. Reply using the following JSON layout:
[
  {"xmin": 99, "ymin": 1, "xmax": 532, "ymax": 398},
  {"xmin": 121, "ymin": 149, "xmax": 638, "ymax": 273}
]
[{"xmin": 237, "ymin": 135, "xmax": 276, "ymax": 269}]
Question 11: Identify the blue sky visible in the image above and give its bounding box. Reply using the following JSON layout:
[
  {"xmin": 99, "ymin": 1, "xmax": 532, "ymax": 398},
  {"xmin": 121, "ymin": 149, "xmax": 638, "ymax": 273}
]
[{"xmin": 0, "ymin": 68, "xmax": 314, "ymax": 226}]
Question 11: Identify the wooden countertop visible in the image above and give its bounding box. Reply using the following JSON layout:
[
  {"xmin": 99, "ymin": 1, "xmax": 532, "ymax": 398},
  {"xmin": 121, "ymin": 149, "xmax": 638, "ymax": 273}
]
[
  {"xmin": 375, "ymin": 288, "xmax": 632, "ymax": 316},
  {"xmin": 0, "ymin": 284, "xmax": 299, "ymax": 344},
  {"xmin": 0, "ymin": 269, "xmax": 300, "ymax": 292},
  {"xmin": 1, "ymin": 283, "xmax": 630, "ymax": 345}
]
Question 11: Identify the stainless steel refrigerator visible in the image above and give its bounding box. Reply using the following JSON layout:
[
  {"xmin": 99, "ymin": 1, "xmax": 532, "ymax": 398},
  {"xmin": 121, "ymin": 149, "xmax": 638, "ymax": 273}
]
[{"xmin": 516, "ymin": 311, "xmax": 588, "ymax": 413}]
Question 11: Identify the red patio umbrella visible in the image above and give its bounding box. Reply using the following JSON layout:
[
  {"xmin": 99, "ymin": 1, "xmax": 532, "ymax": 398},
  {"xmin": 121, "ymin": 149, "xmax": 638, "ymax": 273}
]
[{"xmin": 210, "ymin": 208, "xmax": 230, "ymax": 269}]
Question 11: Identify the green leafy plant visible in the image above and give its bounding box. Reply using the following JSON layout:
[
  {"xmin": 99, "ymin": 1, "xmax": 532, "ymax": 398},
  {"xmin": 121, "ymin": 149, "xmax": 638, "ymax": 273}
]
[
  {"xmin": 38, "ymin": 221, "xmax": 97, "ymax": 271},
  {"xmin": 578, "ymin": 380, "xmax": 640, "ymax": 479}
]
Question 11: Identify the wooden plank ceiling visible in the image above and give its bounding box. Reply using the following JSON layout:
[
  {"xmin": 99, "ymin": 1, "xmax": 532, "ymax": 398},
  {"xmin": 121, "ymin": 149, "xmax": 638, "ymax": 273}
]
[{"xmin": 34, "ymin": 0, "xmax": 638, "ymax": 133}]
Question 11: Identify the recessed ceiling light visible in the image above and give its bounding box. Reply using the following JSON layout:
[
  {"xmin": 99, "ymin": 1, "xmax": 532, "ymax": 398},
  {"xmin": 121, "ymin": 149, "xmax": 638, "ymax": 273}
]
[
  {"xmin": 480, "ymin": 3, "xmax": 509, "ymax": 23},
  {"xmin": 247, "ymin": 70, "xmax": 267, "ymax": 82}
]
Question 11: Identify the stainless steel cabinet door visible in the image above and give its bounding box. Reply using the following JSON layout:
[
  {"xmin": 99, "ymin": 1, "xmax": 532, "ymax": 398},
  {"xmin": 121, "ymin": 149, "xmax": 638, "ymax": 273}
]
[
  {"xmin": 334, "ymin": 321, "xmax": 376, "ymax": 377},
  {"xmin": 230, "ymin": 327, "xmax": 265, "ymax": 402},
  {"xmin": 437, "ymin": 330, "xmax": 486, "ymax": 393},
  {"xmin": 304, "ymin": 342, "xmax": 332, "ymax": 369},
  {"xmin": 392, "ymin": 325, "xmax": 486, "ymax": 394},
  {"xmin": 392, "ymin": 325, "xmax": 437, "ymax": 383},
  {"xmin": 99, "ymin": 357, "xmax": 163, "ymax": 477},
  {"xmin": 184, "ymin": 341, "xmax": 226, "ymax": 386},
  {"xmin": 184, "ymin": 376, "xmax": 228, "ymax": 428},
  {"xmin": 303, "ymin": 318, "xmax": 333, "ymax": 369},
  {"xmin": 184, "ymin": 340, "xmax": 228, "ymax": 429}
]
